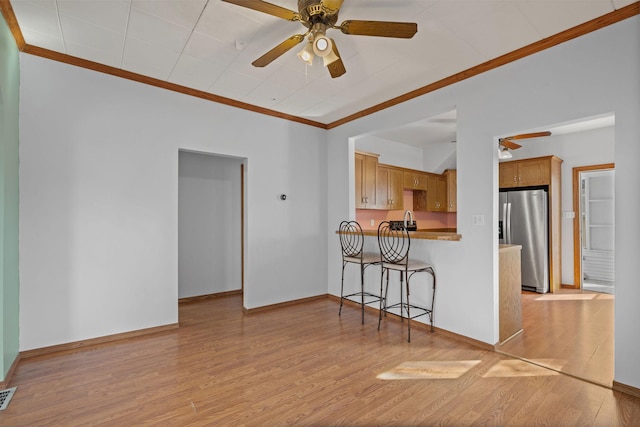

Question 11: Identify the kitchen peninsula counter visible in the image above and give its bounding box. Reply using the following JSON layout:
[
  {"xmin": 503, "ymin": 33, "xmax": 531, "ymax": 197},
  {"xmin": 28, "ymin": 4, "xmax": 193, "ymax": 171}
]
[
  {"xmin": 499, "ymin": 244, "xmax": 523, "ymax": 344},
  {"xmin": 337, "ymin": 228, "xmax": 461, "ymax": 241}
]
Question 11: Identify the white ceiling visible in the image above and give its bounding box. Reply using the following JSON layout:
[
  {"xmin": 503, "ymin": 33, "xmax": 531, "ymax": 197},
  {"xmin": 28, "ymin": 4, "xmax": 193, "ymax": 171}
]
[{"xmin": 10, "ymin": 0, "xmax": 635, "ymax": 127}]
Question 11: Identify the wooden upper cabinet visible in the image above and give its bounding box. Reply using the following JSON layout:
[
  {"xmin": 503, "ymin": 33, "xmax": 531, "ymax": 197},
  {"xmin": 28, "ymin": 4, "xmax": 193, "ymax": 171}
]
[
  {"xmin": 519, "ymin": 159, "xmax": 550, "ymax": 186},
  {"xmin": 499, "ymin": 157, "xmax": 552, "ymax": 188},
  {"xmin": 355, "ymin": 152, "xmax": 378, "ymax": 209},
  {"xmin": 499, "ymin": 161, "xmax": 519, "ymax": 188},
  {"xmin": 444, "ymin": 169, "xmax": 457, "ymax": 212},
  {"xmin": 403, "ymin": 171, "xmax": 428, "ymax": 190},
  {"xmin": 377, "ymin": 166, "xmax": 404, "ymax": 210},
  {"xmin": 426, "ymin": 173, "xmax": 447, "ymax": 212}
]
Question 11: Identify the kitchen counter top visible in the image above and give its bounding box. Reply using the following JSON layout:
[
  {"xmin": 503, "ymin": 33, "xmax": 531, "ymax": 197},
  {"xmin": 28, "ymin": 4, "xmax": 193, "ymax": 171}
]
[
  {"xmin": 499, "ymin": 244, "xmax": 522, "ymax": 252},
  {"xmin": 337, "ymin": 228, "xmax": 461, "ymax": 241}
]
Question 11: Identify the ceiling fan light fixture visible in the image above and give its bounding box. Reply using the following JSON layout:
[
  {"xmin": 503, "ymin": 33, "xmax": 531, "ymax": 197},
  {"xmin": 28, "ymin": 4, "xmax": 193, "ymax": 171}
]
[
  {"xmin": 297, "ymin": 42, "xmax": 315, "ymax": 65},
  {"xmin": 313, "ymin": 34, "xmax": 332, "ymax": 57},
  {"xmin": 322, "ymin": 47, "xmax": 340, "ymax": 66},
  {"xmin": 498, "ymin": 146, "xmax": 513, "ymax": 159}
]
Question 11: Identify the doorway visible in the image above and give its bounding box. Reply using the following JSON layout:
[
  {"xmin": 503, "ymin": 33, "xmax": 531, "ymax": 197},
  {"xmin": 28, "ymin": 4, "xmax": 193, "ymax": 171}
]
[
  {"xmin": 496, "ymin": 118, "xmax": 615, "ymax": 387},
  {"xmin": 572, "ymin": 165, "xmax": 615, "ymax": 293},
  {"xmin": 178, "ymin": 151, "xmax": 245, "ymax": 300}
]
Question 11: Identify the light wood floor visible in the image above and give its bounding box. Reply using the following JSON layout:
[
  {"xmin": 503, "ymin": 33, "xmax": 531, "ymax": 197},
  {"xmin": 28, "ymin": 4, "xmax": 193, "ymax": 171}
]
[
  {"xmin": 497, "ymin": 289, "xmax": 614, "ymax": 387},
  {"xmin": 2, "ymin": 295, "xmax": 638, "ymax": 426}
]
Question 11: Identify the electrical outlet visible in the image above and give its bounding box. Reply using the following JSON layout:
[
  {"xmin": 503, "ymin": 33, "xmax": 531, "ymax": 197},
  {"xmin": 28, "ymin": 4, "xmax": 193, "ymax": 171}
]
[
  {"xmin": 472, "ymin": 214, "xmax": 485, "ymax": 226},
  {"xmin": 370, "ymin": 219, "xmax": 375, "ymax": 227},
  {"xmin": 563, "ymin": 211, "xmax": 575, "ymax": 219}
]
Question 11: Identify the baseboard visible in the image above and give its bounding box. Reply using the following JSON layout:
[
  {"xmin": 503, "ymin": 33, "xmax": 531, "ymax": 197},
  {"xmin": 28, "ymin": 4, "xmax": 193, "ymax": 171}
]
[
  {"xmin": 436, "ymin": 327, "xmax": 495, "ymax": 351},
  {"xmin": 179, "ymin": 289, "xmax": 242, "ymax": 304},
  {"xmin": 20, "ymin": 323, "xmax": 179, "ymax": 359},
  {"xmin": 329, "ymin": 294, "xmax": 495, "ymax": 351},
  {"xmin": 613, "ymin": 380, "xmax": 640, "ymax": 398},
  {"xmin": 244, "ymin": 294, "xmax": 329, "ymax": 314},
  {"xmin": 0, "ymin": 354, "xmax": 21, "ymax": 389}
]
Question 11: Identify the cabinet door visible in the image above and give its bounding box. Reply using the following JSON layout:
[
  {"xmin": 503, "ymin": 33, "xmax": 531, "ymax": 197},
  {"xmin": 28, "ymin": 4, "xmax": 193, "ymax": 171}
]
[
  {"xmin": 376, "ymin": 166, "xmax": 390, "ymax": 209},
  {"xmin": 377, "ymin": 166, "xmax": 403, "ymax": 210},
  {"xmin": 403, "ymin": 171, "xmax": 428, "ymax": 190},
  {"xmin": 518, "ymin": 159, "xmax": 550, "ymax": 186},
  {"xmin": 388, "ymin": 168, "xmax": 404, "ymax": 210},
  {"xmin": 355, "ymin": 153, "xmax": 378, "ymax": 208},
  {"xmin": 499, "ymin": 162, "xmax": 518, "ymax": 188},
  {"xmin": 426, "ymin": 174, "xmax": 446, "ymax": 211},
  {"xmin": 436, "ymin": 176, "xmax": 447, "ymax": 212},
  {"xmin": 445, "ymin": 170, "xmax": 457, "ymax": 212}
]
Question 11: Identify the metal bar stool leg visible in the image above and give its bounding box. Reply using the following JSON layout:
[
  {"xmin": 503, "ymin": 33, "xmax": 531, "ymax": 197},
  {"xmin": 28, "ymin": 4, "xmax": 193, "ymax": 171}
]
[
  {"xmin": 360, "ymin": 262, "xmax": 366, "ymax": 324},
  {"xmin": 406, "ymin": 277, "xmax": 411, "ymax": 342},
  {"xmin": 378, "ymin": 267, "xmax": 388, "ymax": 330},
  {"xmin": 430, "ymin": 269, "xmax": 436, "ymax": 332},
  {"xmin": 399, "ymin": 272, "xmax": 405, "ymax": 323},
  {"xmin": 339, "ymin": 261, "xmax": 346, "ymax": 316}
]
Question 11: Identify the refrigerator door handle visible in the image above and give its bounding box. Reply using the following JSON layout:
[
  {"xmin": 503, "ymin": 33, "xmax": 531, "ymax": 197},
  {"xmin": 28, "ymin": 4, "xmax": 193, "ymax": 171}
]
[
  {"xmin": 506, "ymin": 202, "xmax": 512, "ymax": 244},
  {"xmin": 501, "ymin": 202, "xmax": 507, "ymax": 242}
]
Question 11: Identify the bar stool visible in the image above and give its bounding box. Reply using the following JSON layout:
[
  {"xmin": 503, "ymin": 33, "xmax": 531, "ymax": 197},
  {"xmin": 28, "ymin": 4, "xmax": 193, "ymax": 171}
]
[
  {"xmin": 377, "ymin": 221, "xmax": 436, "ymax": 342},
  {"xmin": 338, "ymin": 221, "xmax": 381, "ymax": 324}
]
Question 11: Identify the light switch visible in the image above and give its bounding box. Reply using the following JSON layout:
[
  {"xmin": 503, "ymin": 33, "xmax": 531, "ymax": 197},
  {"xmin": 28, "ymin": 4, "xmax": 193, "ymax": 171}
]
[
  {"xmin": 563, "ymin": 211, "xmax": 576, "ymax": 219},
  {"xmin": 472, "ymin": 214, "xmax": 485, "ymax": 226}
]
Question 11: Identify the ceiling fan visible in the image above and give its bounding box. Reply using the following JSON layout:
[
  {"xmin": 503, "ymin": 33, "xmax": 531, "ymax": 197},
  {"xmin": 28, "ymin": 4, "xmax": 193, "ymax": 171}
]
[
  {"xmin": 498, "ymin": 131, "xmax": 552, "ymax": 159},
  {"xmin": 221, "ymin": 0, "xmax": 418, "ymax": 78}
]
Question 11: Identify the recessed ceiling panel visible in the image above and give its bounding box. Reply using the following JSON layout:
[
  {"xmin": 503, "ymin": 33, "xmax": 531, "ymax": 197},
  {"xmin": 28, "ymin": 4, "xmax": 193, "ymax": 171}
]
[
  {"xmin": 57, "ymin": 0, "xmax": 130, "ymax": 34},
  {"xmin": 11, "ymin": 0, "xmax": 61, "ymax": 40},
  {"xmin": 127, "ymin": 7, "xmax": 192, "ymax": 53},
  {"xmin": 516, "ymin": 0, "xmax": 613, "ymax": 38},
  {"xmin": 131, "ymin": 0, "xmax": 207, "ymax": 30}
]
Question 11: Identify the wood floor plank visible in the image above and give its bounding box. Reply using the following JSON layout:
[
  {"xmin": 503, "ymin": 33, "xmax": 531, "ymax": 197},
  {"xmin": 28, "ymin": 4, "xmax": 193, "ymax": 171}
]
[
  {"xmin": 497, "ymin": 289, "xmax": 614, "ymax": 387},
  {"xmin": 1, "ymin": 295, "xmax": 638, "ymax": 426}
]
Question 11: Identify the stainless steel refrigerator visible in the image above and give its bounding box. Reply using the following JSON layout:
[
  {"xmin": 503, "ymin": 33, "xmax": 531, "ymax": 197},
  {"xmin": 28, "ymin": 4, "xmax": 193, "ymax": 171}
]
[{"xmin": 499, "ymin": 189, "xmax": 549, "ymax": 293}]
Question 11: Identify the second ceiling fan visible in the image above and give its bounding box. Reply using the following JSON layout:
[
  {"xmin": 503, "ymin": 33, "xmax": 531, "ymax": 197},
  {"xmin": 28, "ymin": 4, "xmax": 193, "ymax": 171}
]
[
  {"xmin": 222, "ymin": 0, "xmax": 418, "ymax": 78},
  {"xmin": 498, "ymin": 132, "xmax": 552, "ymax": 159}
]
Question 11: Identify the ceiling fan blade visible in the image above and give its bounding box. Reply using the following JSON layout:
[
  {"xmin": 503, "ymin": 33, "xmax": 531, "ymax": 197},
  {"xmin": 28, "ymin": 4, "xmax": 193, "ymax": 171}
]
[
  {"xmin": 339, "ymin": 20, "xmax": 417, "ymax": 38},
  {"xmin": 504, "ymin": 131, "xmax": 552, "ymax": 141},
  {"xmin": 499, "ymin": 140, "xmax": 522, "ymax": 150},
  {"xmin": 221, "ymin": 0, "xmax": 300, "ymax": 21},
  {"xmin": 322, "ymin": 0, "xmax": 344, "ymax": 12},
  {"xmin": 252, "ymin": 34, "xmax": 305, "ymax": 67},
  {"xmin": 327, "ymin": 39, "xmax": 346, "ymax": 79}
]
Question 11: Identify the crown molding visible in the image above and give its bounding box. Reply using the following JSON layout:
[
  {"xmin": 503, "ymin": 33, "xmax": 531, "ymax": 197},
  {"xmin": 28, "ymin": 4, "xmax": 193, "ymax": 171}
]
[
  {"xmin": 326, "ymin": 1, "xmax": 640, "ymax": 129},
  {"xmin": 3, "ymin": 1, "xmax": 638, "ymax": 130},
  {"xmin": 0, "ymin": 0, "xmax": 25, "ymax": 49}
]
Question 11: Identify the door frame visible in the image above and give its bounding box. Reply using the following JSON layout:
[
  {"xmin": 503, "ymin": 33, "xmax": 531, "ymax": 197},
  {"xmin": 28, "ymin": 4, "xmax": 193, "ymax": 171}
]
[{"xmin": 572, "ymin": 163, "xmax": 615, "ymax": 289}]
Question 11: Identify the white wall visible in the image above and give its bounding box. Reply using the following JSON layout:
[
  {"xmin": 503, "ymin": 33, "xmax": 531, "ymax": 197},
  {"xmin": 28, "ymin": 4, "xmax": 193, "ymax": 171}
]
[
  {"xmin": 327, "ymin": 16, "xmax": 639, "ymax": 388},
  {"xmin": 354, "ymin": 135, "xmax": 424, "ymax": 170},
  {"xmin": 505, "ymin": 125, "xmax": 615, "ymax": 285},
  {"xmin": 178, "ymin": 151, "xmax": 243, "ymax": 298},
  {"xmin": 19, "ymin": 55, "xmax": 328, "ymax": 351}
]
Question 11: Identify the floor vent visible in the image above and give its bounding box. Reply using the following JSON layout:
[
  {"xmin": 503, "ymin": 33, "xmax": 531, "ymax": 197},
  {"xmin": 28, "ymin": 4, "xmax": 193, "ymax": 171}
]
[{"xmin": 0, "ymin": 387, "xmax": 17, "ymax": 410}]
